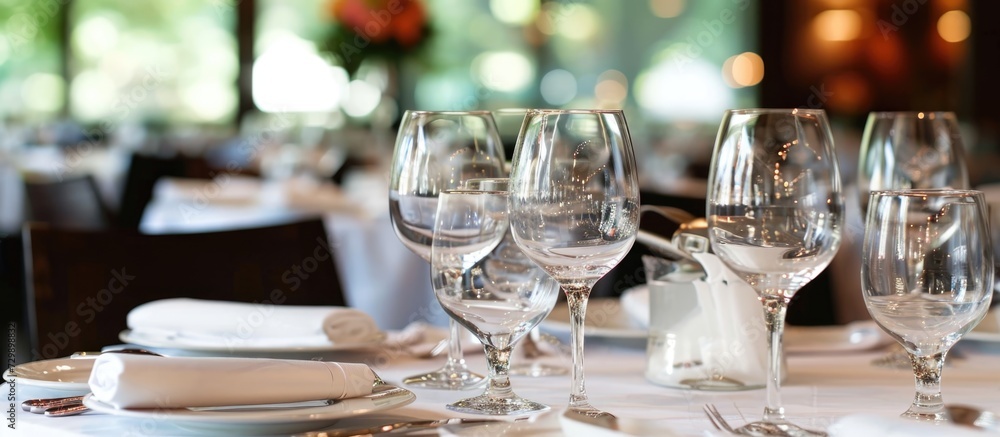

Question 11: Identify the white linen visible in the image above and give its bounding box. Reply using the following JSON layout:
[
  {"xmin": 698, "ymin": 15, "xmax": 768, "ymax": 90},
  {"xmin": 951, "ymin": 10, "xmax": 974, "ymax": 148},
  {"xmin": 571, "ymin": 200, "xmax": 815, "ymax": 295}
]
[
  {"xmin": 17, "ymin": 342, "xmax": 1000, "ymax": 436},
  {"xmin": 87, "ymin": 354, "xmax": 375, "ymax": 409},
  {"xmin": 828, "ymin": 414, "xmax": 992, "ymax": 437},
  {"xmin": 126, "ymin": 298, "xmax": 381, "ymax": 348}
]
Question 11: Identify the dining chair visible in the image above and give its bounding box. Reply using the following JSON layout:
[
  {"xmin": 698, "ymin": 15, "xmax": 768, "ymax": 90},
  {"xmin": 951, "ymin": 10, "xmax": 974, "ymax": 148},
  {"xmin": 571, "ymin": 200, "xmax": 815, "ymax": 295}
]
[
  {"xmin": 23, "ymin": 174, "xmax": 114, "ymax": 230},
  {"xmin": 22, "ymin": 218, "xmax": 346, "ymax": 358},
  {"xmin": 116, "ymin": 152, "xmax": 215, "ymax": 228}
]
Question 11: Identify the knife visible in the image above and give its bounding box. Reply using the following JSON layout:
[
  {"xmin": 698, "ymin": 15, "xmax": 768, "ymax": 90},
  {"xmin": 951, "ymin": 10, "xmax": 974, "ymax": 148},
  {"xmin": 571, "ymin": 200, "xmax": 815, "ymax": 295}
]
[{"xmin": 313, "ymin": 417, "xmax": 523, "ymax": 436}]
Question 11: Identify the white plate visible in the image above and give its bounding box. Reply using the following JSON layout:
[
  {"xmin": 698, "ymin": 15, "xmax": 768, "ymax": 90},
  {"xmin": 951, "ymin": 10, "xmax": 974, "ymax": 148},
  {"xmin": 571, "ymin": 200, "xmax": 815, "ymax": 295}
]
[
  {"xmin": 784, "ymin": 321, "xmax": 892, "ymax": 354},
  {"xmin": 540, "ymin": 298, "xmax": 647, "ymax": 339},
  {"xmin": 82, "ymin": 385, "xmax": 415, "ymax": 434},
  {"xmin": 3, "ymin": 357, "xmax": 94, "ymax": 392},
  {"xmin": 119, "ymin": 329, "xmax": 386, "ymax": 355},
  {"xmin": 965, "ymin": 309, "xmax": 1000, "ymax": 342}
]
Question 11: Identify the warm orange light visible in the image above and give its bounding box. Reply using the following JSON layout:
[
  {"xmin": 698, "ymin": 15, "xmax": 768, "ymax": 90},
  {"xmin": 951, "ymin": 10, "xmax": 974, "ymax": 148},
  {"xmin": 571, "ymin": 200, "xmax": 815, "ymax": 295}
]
[
  {"xmin": 812, "ymin": 9, "xmax": 862, "ymax": 41},
  {"xmin": 723, "ymin": 52, "xmax": 764, "ymax": 88},
  {"xmin": 937, "ymin": 10, "xmax": 970, "ymax": 43},
  {"xmin": 649, "ymin": 0, "xmax": 684, "ymax": 18}
]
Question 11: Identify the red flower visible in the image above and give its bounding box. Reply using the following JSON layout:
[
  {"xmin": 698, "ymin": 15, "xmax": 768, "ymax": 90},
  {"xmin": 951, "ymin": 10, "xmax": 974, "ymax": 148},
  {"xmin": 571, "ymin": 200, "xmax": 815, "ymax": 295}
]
[{"xmin": 328, "ymin": 0, "xmax": 427, "ymax": 48}]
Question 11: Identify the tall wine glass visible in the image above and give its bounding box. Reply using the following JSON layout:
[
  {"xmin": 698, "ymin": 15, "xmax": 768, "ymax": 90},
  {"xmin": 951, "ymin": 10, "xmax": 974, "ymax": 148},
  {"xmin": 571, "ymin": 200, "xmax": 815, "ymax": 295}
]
[
  {"xmin": 707, "ymin": 109, "xmax": 843, "ymax": 435},
  {"xmin": 493, "ymin": 108, "xmax": 568, "ymax": 378},
  {"xmin": 432, "ymin": 178, "xmax": 561, "ymax": 414},
  {"xmin": 857, "ymin": 111, "xmax": 969, "ymax": 211},
  {"xmin": 862, "ymin": 189, "xmax": 993, "ymax": 422},
  {"xmin": 388, "ymin": 110, "xmax": 506, "ymax": 389},
  {"xmin": 508, "ymin": 109, "xmax": 640, "ymax": 417}
]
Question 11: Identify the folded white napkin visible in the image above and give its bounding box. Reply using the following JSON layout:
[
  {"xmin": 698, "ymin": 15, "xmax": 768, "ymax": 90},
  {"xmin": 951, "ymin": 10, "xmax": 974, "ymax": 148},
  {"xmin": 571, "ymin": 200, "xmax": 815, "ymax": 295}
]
[
  {"xmin": 829, "ymin": 414, "xmax": 990, "ymax": 437},
  {"xmin": 127, "ymin": 298, "xmax": 381, "ymax": 348},
  {"xmin": 644, "ymin": 253, "xmax": 771, "ymax": 388},
  {"xmin": 88, "ymin": 354, "xmax": 376, "ymax": 409}
]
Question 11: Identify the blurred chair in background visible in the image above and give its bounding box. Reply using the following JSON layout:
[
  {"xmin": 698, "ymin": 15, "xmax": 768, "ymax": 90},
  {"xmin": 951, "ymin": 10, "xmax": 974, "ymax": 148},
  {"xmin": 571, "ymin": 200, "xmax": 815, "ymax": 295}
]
[
  {"xmin": 24, "ymin": 175, "xmax": 114, "ymax": 230},
  {"xmin": 22, "ymin": 218, "xmax": 345, "ymax": 357},
  {"xmin": 116, "ymin": 153, "xmax": 215, "ymax": 229}
]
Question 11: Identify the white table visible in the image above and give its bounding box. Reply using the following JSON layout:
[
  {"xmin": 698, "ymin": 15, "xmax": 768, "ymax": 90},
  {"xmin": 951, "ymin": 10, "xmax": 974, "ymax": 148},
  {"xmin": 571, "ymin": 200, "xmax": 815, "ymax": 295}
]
[
  {"xmin": 138, "ymin": 174, "xmax": 447, "ymax": 330},
  {"xmin": 6, "ymin": 337, "xmax": 1000, "ymax": 436}
]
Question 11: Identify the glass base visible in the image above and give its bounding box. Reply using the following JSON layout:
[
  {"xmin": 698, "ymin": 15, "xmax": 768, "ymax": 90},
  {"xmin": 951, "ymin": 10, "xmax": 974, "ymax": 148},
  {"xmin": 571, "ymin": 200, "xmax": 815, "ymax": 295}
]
[
  {"xmin": 402, "ymin": 366, "xmax": 485, "ymax": 390},
  {"xmin": 447, "ymin": 393, "xmax": 549, "ymax": 415},
  {"xmin": 509, "ymin": 362, "xmax": 568, "ymax": 377},
  {"xmin": 901, "ymin": 408, "xmax": 950, "ymax": 423}
]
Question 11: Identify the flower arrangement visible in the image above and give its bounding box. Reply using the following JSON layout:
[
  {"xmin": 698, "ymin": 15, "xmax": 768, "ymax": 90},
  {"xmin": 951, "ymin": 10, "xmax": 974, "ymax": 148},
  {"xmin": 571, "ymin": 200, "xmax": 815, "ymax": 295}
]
[{"xmin": 324, "ymin": 0, "xmax": 431, "ymax": 75}]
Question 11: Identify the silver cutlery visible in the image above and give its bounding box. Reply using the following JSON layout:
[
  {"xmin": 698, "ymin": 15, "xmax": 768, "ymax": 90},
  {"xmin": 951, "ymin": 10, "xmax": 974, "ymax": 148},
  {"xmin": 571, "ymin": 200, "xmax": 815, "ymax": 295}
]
[
  {"xmin": 948, "ymin": 404, "xmax": 1000, "ymax": 431},
  {"xmin": 703, "ymin": 403, "xmax": 825, "ymax": 437},
  {"xmin": 309, "ymin": 417, "xmax": 525, "ymax": 436}
]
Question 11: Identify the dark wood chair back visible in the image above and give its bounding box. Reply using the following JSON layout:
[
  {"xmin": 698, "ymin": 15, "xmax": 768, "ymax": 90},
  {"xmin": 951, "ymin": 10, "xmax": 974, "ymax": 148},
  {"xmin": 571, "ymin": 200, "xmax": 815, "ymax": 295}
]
[
  {"xmin": 24, "ymin": 175, "xmax": 113, "ymax": 230},
  {"xmin": 117, "ymin": 153, "xmax": 214, "ymax": 228},
  {"xmin": 23, "ymin": 218, "xmax": 346, "ymax": 358}
]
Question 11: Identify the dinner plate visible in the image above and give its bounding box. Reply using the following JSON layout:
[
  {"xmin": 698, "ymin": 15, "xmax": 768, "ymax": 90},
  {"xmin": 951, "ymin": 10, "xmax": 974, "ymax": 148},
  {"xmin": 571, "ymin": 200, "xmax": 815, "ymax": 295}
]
[
  {"xmin": 540, "ymin": 298, "xmax": 647, "ymax": 340},
  {"xmin": 783, "ymin": 321, "xmax": 892, "ymax": 354},
  {"xmin": 119, "ymin": 329, "xmax": 386, "ymax": 355},
  {"xmin": 82, "ymin": 385, "xmax": 416, "ymax": 434},
  {"xmin": 2, "ymin": 357, "xmax": 94, "ymax": 392},
  {"xmin": 965, "ymin": 309, "xmax": 1000, "ymax": 342}
]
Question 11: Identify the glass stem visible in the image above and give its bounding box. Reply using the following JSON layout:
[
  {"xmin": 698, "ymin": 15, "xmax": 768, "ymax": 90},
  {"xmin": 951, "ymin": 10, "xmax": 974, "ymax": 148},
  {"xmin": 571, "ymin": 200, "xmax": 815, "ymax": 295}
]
[
  {"xmin": 761, "ymin": 296, "xmax": 788, "ymax": 422},
  {"xmin": 904, "ymin": 351, "xmax": 947, "ymax": 420},
  {"xmin": 483, "ymin": 344, "xmax": 514, "ymax": 400},
  {"xmin": 564, "ymin": 284, "xmax": 593, "ymax": 412},
  {"xmin": 443, "ymin": 319, "xmax": 467, "ymax": 371}
]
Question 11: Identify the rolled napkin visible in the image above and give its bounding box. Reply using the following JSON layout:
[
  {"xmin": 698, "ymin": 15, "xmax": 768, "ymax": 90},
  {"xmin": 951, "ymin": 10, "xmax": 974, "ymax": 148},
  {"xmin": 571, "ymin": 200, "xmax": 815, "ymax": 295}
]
[
  {"xmin": 89, "ymin": 354, "xmax": 376, "ymax": 409},
  {"xmin": 127, "ymin": 298, "xmax": 381, "ymax": 348}
]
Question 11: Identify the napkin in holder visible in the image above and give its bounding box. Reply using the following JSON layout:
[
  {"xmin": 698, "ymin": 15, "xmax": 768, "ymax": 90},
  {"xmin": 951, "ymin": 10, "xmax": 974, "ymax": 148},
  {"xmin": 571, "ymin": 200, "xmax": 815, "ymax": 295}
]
[{"xmin": 643, "ymin": 252, "xmax": 782, "ymax": 390}]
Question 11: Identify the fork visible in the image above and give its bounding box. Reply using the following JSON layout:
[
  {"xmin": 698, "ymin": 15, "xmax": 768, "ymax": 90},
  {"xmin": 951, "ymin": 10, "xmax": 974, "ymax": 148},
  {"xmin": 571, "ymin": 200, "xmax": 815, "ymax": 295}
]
[{"xmin": 703, "ymin": 404, "xmax": 825, "ymax": 436}]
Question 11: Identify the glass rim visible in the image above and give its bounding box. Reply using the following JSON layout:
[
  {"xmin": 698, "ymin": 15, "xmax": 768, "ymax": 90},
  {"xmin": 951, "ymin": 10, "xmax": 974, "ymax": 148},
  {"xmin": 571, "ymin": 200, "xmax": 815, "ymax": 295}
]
[
  {"xmin": 724, "ymin": 108, "xmax": 827, "ymax": 116},
  {"xmin": 869, "ymin": 188, "xmax": 984, "ymax": 198},
  {"xmin": 526, "ymin": 109, "xmax": 625, "ymax": 115},
  {"xmin": 402, "ymin": 110, "xmax": 494, "ymax": 117},
  {"xmin": 867, "ymin": 111, "xmax": 956, "ymax": 119}
]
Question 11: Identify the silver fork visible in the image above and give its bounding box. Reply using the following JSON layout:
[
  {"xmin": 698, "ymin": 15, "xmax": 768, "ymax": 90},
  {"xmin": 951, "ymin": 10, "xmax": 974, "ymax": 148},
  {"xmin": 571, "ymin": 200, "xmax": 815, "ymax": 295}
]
[{"xmin": 703, "ymin": 404, "xmax": 821, "ymax": 437}]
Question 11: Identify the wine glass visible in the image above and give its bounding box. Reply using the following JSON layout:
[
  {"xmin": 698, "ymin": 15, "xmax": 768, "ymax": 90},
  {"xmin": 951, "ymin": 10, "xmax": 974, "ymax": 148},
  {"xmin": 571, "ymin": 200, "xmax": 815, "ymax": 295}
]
[
  {"xmin": 388, "ymin": 110, "xmax": 506, "ymax": 390},
  {"xmin": 861, "ymin": 189, "xmax": 993, "ymax": 422},
  {"xmin": 508, "ymin": 109, "xmax": 640, "ymax": 417},
  {"xmin": 857, "ymin": 111, "xmax": 969, "ymax": 211},
  {"xmin": 707, "ymin": 109, "xmax": 843, "ymax": 435},
  {"xmin": 431, "ymin": 178, "xmax": 561, "ymax": 414},
  {"xmin": 493, "ymin": 107, "xmax": 569, "ymax": 378}
]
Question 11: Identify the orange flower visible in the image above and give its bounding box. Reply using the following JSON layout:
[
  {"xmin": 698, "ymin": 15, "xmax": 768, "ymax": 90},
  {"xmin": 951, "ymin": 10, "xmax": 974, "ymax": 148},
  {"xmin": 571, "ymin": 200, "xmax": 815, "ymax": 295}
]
[{"xmin": 328, "ymin": 0, "xmax": 427, "ymax": 47}]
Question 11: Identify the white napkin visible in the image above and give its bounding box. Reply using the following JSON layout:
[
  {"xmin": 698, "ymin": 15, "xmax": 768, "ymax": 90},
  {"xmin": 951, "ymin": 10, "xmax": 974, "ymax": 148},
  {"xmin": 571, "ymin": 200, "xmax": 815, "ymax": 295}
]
[
  {"xmin": 88, "ymin": 354, "xmax": 375, "ymax": 409},
  {"xmin": 127, "ymin": 298, "xmax": 381, "ymax": 348},
  {"xmin": 691, "ymin": 252, "xmax": 771, "ymax": 383},
  {"xmin": 829, "ymin": 414, "xmax": 992, "ymax": 437},
  {"xmin": 644, "ymin": 253, "xmax": 770, "ymax": 388}
]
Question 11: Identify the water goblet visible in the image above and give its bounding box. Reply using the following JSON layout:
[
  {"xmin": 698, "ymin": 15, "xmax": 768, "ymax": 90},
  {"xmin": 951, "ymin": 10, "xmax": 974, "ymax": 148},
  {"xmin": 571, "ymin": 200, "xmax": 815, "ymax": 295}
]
[
  {"xmin": 862, "ymin": 189, "xmax": 993, "ymax": 422},
  {"xmin": 857, "ymin": 111, "xmax": 969, "ymax": 212},
  {"xmin": 431, "ymin": 179, "xmax": 560, "ymax": 414},
  {"xmin": 388, "ymin": 110, "xmax": 506, "ymax": 389},
  {"xmin": 707, "ymin": 109, "xmax": 843, "ymax": 436},
  {"xmin": 508, "ymin": 109, "xmax": 640, "ymax": 417}
]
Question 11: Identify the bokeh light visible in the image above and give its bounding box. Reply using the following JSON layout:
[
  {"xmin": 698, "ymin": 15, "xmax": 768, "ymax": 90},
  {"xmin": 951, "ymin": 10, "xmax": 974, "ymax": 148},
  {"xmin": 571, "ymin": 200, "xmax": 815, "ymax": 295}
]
[
  {"xmin": 723, "ymin": 52, "xmax": 764, "ymax": 88},
  {"xmin": 812, "ymin": 10, "xmax": 862, "ymax": 42},
  {"xmin": 252, "ymin": 35, "xmax": 348, "ymax": 113},
  {"xmin": 649, "ymin": 0, "xmax": 685, "ymax": 18},
  {"xmin": 21, "ymin": 73, "xmax": 65, "ymax": 114},
  {"xmin": 473, "ymin": 51, "xmax": 534, "ymax": 92},
  {"xmin": 938, "ymin": 10, "xmax": 971, "ymax": 43},
  {"xmin": 489, "ymin": 0, "xmax": 538, "ymax": 25},
  {"xmin": 540, "ymin": 69, "xmax": 577, "ymax": 105}
]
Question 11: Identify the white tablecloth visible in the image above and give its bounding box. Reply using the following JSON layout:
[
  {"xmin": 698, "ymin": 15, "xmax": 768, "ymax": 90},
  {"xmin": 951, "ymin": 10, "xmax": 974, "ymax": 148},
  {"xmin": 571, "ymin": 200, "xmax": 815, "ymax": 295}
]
[
  {"xmin": 138, "ymin": 175, "xmax": 446, "ymax": 330},
  {"xmin": 6, "ymin": 338, "xmax": 1000, "ymax": 436}
]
